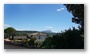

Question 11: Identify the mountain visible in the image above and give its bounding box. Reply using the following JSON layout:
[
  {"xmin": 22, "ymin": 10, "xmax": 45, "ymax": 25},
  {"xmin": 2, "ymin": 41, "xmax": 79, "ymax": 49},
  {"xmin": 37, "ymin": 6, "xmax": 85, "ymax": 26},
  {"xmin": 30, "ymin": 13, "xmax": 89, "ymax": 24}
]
[
  {"xmin": 41, "ymin": 30, "xmax": 57, "ymax": 36},
  {"xmin": 41, "ymin": 30, "xmax": 54, "ymax": 33}
]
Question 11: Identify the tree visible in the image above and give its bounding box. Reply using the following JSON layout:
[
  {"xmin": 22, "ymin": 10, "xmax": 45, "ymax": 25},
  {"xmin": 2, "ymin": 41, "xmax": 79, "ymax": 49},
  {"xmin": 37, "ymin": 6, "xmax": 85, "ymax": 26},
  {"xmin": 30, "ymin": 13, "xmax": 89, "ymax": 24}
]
[
  {"xmin": 64, "ymin": 4, "xmax": 84, "ymax": 34},
  {"xmin": 41, "ymin": 37, "xmax": 53, "ymax": 49},
  {"xmin": 4, "ymin": 27, "xmax": 16, "ymax": 40},
  {"xmin": 28, "ymin": 36, "xmax": 36, "ymax": 47},
  {"xmin": 41, "ymin": 27, "xmax": 84, "ymax": 49},
  {"xmin": 63, "ymin": 27, "xmax": 84, "ymax": 49}
]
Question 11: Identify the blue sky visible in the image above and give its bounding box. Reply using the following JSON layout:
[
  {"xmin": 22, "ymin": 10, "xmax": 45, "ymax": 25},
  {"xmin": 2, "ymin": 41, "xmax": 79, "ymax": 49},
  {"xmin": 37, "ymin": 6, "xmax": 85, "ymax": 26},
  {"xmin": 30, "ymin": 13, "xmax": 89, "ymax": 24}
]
[{"xmin": 4, "ymin": 4, "xmax": 79, "ymax": 32}]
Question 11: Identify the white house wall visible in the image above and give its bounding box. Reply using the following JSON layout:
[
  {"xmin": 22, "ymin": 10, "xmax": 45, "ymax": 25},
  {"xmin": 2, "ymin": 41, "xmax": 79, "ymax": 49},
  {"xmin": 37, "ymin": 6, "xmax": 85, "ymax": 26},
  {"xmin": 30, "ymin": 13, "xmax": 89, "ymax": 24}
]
[{"xmin": 35, "ymin": 36, "xmax": 47, "ymax": 40}]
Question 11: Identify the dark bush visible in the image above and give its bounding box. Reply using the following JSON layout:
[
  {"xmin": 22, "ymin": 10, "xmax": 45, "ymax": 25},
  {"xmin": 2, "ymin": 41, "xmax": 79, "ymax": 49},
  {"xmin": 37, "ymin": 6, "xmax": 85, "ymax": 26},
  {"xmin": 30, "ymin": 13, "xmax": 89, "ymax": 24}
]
[{"xmin": 41, "ymin": 27, "xmax": 84, "ymax": 49}]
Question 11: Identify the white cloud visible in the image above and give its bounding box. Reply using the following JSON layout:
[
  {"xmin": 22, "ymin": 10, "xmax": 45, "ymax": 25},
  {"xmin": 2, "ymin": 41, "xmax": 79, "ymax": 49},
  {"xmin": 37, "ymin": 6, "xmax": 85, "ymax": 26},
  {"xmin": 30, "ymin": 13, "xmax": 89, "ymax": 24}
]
[
  {"xmin": 45, "ymin": 26, "xmax": 53, "ymax": 29},
  {"xmin": 57, "ymin": 8, "xmax": 64, "ymax": 11},
  {"xmin": 4, "ymin": 24, "xmax": 11, "ymax": 28}
]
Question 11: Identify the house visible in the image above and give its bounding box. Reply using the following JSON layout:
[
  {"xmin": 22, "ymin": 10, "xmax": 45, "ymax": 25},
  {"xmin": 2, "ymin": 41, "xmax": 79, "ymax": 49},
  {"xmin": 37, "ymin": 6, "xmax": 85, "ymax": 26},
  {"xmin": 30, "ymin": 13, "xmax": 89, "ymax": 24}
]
[
  {"xmin": 27, "ymin": 32, "xmax": 48, "ymax": 41},
  {"xmin": 8, "ymin": 32, "xmax": 48, "ymax": 41}
]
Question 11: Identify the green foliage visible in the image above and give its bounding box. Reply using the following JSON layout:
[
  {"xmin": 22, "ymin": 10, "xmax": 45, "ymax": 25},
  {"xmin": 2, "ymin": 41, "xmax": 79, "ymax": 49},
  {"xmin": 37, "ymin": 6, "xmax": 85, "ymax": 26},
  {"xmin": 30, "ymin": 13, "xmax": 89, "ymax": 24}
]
[
  {"xmin": 37, "ymin": 4, "xmax": 84, "ymax": 48},
  {"xmin": 62, "ymin": 27, "xmax": 83, "ymax": 49},
  {"xmin": 4, "ymin": 27, "xmax": 16, "ymax": 40},
  {"xmin": 4, "ymin": 27, "xmax": 16, "ymax": 35},
  {"xmin": 64, "ymin": 4, "xmax": 84, "ymax": 24},
  {"xmin": 64, "ymin": 4, "xmax": 84, "ymax": 33},
  {"xmin": 16, "ymin": 31, "xmax": 38, "ymax": 34},
  {"xmin": 35, "ymin": 41, "xmax": 43, "ymax": 47},
  {"xmin": 41, "ymin": 27, "xmax": 84, "ymax": 49},
  {"xmin": 28, "ymin": 37, "xmax": 36, "ymax": 46},
  {"xmin": 4, "ymin": 36, "xmax": 9, "ymax": 38},
  {"xmin": 41, "ymin": 37, "xmax": 53, "ymax": 49},
  {"xmin": 15, "ymin": 32, "xmax": 27, "ymax": 36}
]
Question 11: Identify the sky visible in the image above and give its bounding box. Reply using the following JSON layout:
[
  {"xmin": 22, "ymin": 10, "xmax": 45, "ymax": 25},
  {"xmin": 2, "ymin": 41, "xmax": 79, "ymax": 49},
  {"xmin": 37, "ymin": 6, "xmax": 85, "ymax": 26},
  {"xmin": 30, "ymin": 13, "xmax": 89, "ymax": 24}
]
[{"xmin": 4, "ymin": 4, "xmax": 79, "ymax": 32}]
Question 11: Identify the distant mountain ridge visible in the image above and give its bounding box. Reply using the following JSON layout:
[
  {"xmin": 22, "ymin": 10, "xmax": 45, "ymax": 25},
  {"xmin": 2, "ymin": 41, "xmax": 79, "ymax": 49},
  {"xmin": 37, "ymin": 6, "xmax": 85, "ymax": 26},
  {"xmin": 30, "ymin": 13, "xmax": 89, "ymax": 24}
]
[
  {"xmin": 41, "ymin": 30, "xmax": 54, "ymax": 33},
  {"xmin": 16, "ymin": 31, "xmax": 38, "ymax": 34}
]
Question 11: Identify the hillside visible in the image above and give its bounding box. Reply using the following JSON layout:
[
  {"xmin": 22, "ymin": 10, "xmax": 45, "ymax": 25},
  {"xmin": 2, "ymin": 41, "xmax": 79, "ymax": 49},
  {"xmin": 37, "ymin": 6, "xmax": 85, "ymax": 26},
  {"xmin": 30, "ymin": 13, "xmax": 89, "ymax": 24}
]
[{"xmin": 16, "ymin": 30, "xmax": 56, "ymax": 36}]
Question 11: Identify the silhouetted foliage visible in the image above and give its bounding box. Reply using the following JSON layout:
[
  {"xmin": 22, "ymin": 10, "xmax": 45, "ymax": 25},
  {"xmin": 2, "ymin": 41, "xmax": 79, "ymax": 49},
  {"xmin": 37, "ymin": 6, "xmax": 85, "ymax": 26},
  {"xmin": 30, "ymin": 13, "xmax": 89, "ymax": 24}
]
[
  {"xmin": 64, "ymin": 4, "xmax": 84, "ymax": 34},
  {"xmin": 41, "ymin": 27, "xmax": 84, "ymax": 49},
  {"xmin": 41, "ymin": 37, "xmax": 53, "ymax": 49}
]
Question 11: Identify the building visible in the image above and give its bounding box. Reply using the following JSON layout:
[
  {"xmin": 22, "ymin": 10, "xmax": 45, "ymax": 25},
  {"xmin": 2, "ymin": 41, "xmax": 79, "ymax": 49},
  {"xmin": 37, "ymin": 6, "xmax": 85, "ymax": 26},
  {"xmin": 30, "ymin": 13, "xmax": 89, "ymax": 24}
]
[
  {"xmin": 8, "ymin": 32, "xmax": 48, "ymax": 41},
  {"xmin": 27, "ymin": 32, "xmax": 48, "ymax": 41}
]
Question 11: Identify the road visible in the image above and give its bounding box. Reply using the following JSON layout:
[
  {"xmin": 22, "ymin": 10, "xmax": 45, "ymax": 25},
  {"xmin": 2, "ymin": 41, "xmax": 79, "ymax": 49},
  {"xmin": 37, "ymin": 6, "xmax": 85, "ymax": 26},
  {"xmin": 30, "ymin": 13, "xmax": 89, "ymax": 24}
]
[{"xmin": 4, "ymin": 44, "xmax": 29, "ymax": 49}]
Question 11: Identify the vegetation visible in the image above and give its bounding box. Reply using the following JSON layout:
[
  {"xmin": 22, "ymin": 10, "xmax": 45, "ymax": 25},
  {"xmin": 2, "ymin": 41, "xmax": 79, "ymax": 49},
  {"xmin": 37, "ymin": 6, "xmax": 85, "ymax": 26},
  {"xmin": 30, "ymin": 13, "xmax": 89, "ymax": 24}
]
[
  {"xmin": 4, "ymin": 4, "xmax": 84, "ymax": 49},
  {"xmin": 40, "ymin": 36, "xmax": 52, "ymax": 48},
  {"xmin": 40, "ymin": 4, "xmax": 84, "ymax": 49},
  {"xmin": 41, "ymin": 27, "xmax": 84, "ymax": 49},
  {"xmin": 16, "ymin": 31, "xmax": 38, "ymax": 34},
  {"xmin": 27, "ymin": 36, "xmax": 36, "ymax": 47},
  {"xmin": 4, "ymin": 27, "xmax": 16, "ymax": 40},
  {"xmin": 15, "ymin": 32, "xmax": 27, "ymax": 36},
  {"xmin": 64, "ymin": 4, "xmax": 84, "ymax": 34}
]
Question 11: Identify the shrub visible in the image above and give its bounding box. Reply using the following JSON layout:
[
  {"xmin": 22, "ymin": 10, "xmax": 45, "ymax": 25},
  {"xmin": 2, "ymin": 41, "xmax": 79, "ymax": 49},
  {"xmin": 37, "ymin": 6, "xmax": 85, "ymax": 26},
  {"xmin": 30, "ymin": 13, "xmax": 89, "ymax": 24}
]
[{"xmin": 41, "ymin": 27, "xmax": 84, "ymax": 49}]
